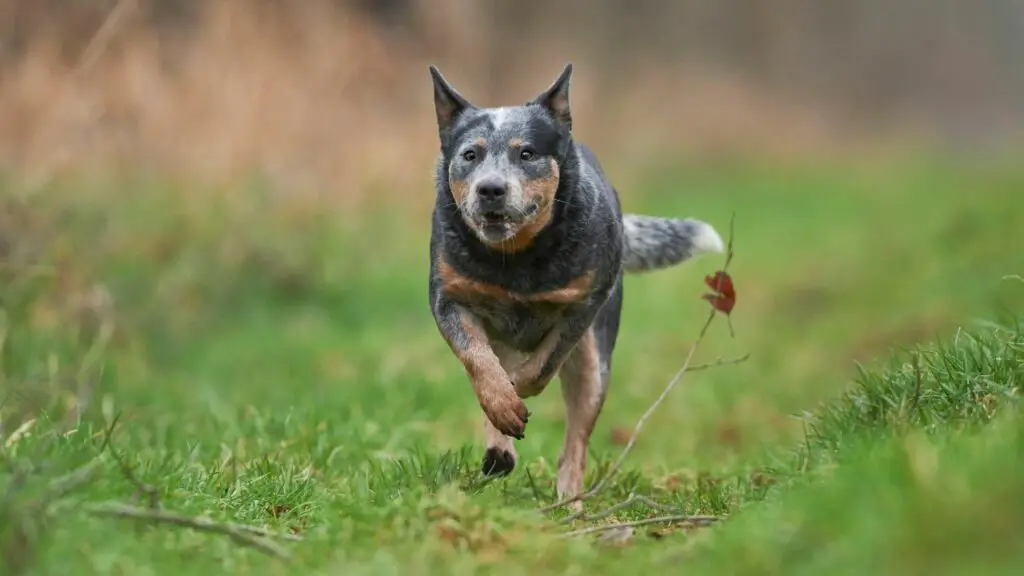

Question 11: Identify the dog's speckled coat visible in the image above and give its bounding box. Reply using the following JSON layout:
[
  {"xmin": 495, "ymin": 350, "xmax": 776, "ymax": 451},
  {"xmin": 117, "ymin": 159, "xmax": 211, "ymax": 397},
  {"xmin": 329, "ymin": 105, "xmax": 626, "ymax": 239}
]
[{"xmin": 426, "ymin": 64, "xmax": 724, "ymax": 503}]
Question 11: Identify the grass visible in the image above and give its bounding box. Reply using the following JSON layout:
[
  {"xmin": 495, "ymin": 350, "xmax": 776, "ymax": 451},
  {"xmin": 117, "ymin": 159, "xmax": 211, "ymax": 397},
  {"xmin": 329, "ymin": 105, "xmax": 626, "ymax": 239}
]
[{"xmin": 1, "ymin": 157, "xmax": 1023, "ymax": 574}]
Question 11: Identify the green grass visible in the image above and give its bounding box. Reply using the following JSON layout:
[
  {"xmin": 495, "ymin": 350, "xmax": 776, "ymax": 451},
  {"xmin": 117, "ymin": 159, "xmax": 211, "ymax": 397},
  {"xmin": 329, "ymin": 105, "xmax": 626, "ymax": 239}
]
[{"xmin": 1, "ymin": 158, "xmax": 1023, "ymax": 574}]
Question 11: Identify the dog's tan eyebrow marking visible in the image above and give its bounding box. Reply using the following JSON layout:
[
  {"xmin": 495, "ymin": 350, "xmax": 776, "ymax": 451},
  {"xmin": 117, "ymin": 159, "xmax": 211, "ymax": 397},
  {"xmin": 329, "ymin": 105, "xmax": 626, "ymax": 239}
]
[
  {"xmin": 508, "ymin": 138, "xmax": 523, "ymax": 147},
  {"xmin": 473, "ymin": 137, "xmax": 486, "ymax": 147}
]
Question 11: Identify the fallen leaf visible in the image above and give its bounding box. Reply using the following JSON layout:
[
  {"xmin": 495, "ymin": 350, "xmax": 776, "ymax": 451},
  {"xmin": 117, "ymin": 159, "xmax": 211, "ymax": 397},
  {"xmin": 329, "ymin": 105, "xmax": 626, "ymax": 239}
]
[{"xmin": 702, "ymin": 271, "xmax": 736, "ymax": 314}]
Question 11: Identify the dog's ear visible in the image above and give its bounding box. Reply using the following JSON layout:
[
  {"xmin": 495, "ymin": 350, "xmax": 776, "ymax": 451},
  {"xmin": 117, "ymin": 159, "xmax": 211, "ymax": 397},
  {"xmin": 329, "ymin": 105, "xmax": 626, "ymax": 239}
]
[
  {"xmin": 429, "ymin": 65, "xmax": 474, "ymax": 136},
  {"xmin": 529, "ymin": 63, "xmax": 573, "ymax": 130}
]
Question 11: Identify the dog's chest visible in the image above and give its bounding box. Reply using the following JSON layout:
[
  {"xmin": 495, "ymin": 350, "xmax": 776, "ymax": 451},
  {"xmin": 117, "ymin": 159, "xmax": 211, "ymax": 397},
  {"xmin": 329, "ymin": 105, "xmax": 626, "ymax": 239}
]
[
  {"xmin": 437, "ymin": 252, "xmax": 596, "ymax": 350},
  {"xmin": 464, "ymin": 298, "xmax": 566, "ymax": 350}
]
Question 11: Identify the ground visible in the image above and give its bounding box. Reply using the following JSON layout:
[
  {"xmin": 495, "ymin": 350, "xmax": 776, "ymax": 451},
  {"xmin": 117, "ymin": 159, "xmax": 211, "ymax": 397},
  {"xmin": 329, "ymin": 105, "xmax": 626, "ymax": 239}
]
[{"xmin": 1, "ymin": 156, "xmax": 1023, "ymax": 574}]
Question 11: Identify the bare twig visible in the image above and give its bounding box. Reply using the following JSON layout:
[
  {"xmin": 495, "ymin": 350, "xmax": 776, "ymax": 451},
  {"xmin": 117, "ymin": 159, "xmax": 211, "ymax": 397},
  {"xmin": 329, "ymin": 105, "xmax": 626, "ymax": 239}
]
[
  {"xmin": 680, "ymin": 353, "xmax": 750, "ymax": 373},
  {"xmin": 103, "ymin": 411, "xmax": 159, "ymax": 509},
  {"xmin": 723, "ymin": 212, "xmax": 736, "ymax": 337},
  {"xmin": 910, "ymin": 352, "xmax": 923, "ymax": 415},
  {"xmin": 559, "ymin": 493, "xmax": 682, "ymax": 525},
  {"xmin": 558, "ymin": 514, "xmax": 721, "ymax": 538},
  {"xmin": 85, "ymin": 502, "xmax": 300, "ymax": 558},
  {"xmin": 541, "ymin": 311, "xmax": 747, "ymax": 513},
  {"xmin": 41, "ymin": 457, "xmax": 104, "ymax": 503},
  {"xmin": 540, "ymin": 211, "xmax": 743, "ymax": 520}
]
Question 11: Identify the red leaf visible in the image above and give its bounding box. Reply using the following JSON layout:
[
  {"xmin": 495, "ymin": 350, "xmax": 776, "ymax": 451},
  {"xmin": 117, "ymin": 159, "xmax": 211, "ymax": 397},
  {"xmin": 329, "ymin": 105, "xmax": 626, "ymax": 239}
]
[{"xmin": 702, "ymin": 271, "xmax": 736, "ymax": 314}]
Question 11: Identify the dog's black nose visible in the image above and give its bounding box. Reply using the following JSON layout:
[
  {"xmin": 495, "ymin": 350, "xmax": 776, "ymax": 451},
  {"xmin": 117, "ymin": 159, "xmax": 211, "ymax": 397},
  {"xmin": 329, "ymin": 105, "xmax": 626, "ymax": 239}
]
[{"xmin": 476, "ymin": 181, "xmax": 507, "ymax": 201}]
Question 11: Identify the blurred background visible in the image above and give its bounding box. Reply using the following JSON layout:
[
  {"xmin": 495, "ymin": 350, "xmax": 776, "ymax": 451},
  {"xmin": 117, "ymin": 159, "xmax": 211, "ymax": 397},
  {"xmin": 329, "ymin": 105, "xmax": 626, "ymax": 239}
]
[
  {"xmin": 3, "ymin": 0, "xmax": 1024, "ymax": 198},
  {"xmin": 1, "ymin": 0, "xmax": 1023, "ymax": 483}
]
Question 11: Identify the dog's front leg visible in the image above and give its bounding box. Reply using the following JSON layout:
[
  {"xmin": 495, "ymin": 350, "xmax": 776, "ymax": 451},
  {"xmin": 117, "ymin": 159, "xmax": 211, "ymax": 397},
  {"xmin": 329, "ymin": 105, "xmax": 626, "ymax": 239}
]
[{"xmin": 432, "ymin": 297, "xmax": 531, "ymax": 441}]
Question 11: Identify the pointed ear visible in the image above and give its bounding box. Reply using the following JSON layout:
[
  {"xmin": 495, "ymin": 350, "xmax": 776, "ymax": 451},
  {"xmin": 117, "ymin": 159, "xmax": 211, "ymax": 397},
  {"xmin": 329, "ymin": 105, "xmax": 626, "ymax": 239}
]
[
  {"xmin": 429, "ymin": 65, "xmax": 474, "ymax": 135},
  {"xmin": 529, "ymin": 63, "xmax": 573, "ymax": 130}
]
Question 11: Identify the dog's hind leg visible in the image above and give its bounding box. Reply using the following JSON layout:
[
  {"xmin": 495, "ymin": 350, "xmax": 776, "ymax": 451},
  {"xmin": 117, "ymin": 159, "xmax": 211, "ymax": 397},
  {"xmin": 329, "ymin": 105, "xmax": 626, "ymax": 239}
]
[{"xmin": 556, "ymin": 327, "xmax": 607, "ymax": 509}]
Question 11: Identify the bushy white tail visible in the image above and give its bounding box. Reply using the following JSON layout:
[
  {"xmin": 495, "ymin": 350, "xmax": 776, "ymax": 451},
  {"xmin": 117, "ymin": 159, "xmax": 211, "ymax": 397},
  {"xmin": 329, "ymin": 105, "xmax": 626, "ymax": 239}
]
[{"xmin": 622, "ymin": 214, "xmax": 724, "ymax": 273}]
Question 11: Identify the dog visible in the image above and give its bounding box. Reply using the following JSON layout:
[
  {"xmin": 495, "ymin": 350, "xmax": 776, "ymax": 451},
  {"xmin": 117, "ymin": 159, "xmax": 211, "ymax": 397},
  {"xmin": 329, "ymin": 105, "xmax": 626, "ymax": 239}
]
[{"xmin": 426, "ymin": 63, "xmax": 724, "ymax": 504}]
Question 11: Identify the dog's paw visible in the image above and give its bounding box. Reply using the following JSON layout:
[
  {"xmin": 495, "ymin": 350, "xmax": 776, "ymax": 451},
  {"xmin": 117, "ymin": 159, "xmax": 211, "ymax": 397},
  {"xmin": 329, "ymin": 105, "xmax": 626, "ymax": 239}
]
[
  {"xmin": 481, "ymin": 447, "xmax": 516, "ymax": 476},
  {"xmin": 481, "ymin": 387, "xmax": 530, "ymax": 439}
]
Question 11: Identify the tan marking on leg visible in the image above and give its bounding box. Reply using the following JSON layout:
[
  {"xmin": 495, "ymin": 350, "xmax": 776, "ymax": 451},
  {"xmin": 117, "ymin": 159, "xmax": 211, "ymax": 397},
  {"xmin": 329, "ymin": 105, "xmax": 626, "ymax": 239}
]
[
  {"xmin": 490, "ymin": 158, "xmax": 560, "ymax": 254},
  {"xmin": 444, "ymin": 308, "xmax": 529, "ymax": 438},
  {"xmin": 556, "ymin": 328, "xmax": 604, "ymax": 508}
]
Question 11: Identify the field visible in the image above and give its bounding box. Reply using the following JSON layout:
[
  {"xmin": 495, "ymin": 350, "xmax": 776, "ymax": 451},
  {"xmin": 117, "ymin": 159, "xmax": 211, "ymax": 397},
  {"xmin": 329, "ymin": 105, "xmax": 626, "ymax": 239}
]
[{"xmin": 1, "ymin": 155, "xmax": 1023, "ymax": 575}]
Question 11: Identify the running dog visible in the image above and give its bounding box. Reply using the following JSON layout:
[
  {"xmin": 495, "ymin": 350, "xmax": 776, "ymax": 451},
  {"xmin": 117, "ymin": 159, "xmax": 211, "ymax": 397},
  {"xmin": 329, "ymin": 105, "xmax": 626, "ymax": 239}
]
[{"xmin": 426, "ymin": 63, "xmax": 724, "ymax": 503}]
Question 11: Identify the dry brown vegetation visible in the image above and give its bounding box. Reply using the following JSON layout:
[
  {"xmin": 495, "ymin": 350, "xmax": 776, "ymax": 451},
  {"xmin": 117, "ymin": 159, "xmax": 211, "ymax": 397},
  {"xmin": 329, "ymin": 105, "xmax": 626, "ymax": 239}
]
[
  {"xmin": 0, "ymin": 0, "xmax": 901, "ymax": 213},
  {"xmin": 2, "ymin": 0, "xmax": 1022, "ymax": 213}
]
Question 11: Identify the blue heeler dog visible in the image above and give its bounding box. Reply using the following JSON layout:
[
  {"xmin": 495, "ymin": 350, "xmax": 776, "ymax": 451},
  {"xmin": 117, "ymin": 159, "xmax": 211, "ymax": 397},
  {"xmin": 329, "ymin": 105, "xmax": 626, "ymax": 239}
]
[{"xmin": 426, "ymin": 63, "xmax": 724, "ymax": 506}]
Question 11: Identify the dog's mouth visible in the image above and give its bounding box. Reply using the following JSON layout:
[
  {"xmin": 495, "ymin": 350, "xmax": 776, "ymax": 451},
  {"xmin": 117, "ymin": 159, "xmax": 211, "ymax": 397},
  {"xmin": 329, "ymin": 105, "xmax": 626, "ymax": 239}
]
[
  {"xmin": 481, "ymin": 211, "xmax": 507, "ymax": 224},
  {"xmin": 470, "ymin": 202, "xmax": 541, "ymax": 242}
]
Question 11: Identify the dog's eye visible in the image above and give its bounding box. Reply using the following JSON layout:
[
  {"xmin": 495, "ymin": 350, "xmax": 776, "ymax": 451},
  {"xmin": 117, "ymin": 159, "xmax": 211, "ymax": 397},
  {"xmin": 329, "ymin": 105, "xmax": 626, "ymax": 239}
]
[
  {"xmin": 461, "ymin": 150, "xmax": 477, "ymax": 162},
  {"xmin": 519, "ymin": 149, "xmax": 535, "ymax": 161}
]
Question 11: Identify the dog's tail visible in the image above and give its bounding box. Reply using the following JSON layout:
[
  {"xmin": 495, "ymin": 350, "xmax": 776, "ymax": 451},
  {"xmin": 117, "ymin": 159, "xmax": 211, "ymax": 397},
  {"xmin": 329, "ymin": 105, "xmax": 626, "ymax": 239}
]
[{"xmin": 621, "ymin": 214, "xmax": 725, "ymax": 274}]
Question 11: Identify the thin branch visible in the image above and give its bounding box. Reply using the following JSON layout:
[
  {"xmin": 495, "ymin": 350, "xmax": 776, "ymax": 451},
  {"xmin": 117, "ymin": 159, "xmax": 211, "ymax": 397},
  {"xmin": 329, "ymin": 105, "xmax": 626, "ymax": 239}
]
[
  {"xmin": 559, "ymin": 493, "xmax": 682, "ymax": 525},
  {"xmin": 97, "ymin": 410, "xmax": 161, "ymax": 509},
  {"xmin": 540, "ymin": 211, "xmax": 743, "ymax": 515},
  {"xmin": 540, "ymin": 310, "xmax": 739, "ymax": 513},
  {"xmin": 682, "ymin": 353, "xmax": 750, "ymax": 373},
  {"xmin": 910, "ymin": 352, "xmax": 923, "ymax": 416},
  {"xmin": 41, "ymin": 457, "xmax": 104, "ymax": 503},
  {"xmin": 723, "ymin": 211, "xmax": 736, "ymax": 337},
  {"xmin": 85, "ymin": 502, "xmax": 301, "ymax": 559},
  {"xmin": 558, "ymin": 514, "xmax": 721, "ymax": 538},
  {"xmin": 723, "ymin": 211, "xmax": 736, "ymax": 269}
]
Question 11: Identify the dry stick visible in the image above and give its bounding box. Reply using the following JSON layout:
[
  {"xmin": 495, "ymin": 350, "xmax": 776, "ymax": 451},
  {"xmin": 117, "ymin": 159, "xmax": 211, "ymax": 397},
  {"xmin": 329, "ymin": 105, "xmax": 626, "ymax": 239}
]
[
  {"xmin": 86, "ymin": 502, "xmax": 300, "ymax": 559},
  {"xmin": 541, "ymin": 212, "xmax": 740, "ymax": 516},
  {"xmin": 683, "ymin": 354, "xmax": 751, "ymax": 373},
  {"xmin": 99, "ymin": 411, "xmax": 159, "ymax": 508},
  {"xmin": 559, "ymin": 493, "xmax": 681, "ymax": 526},
  {"xmin": 540, "ymin": 309, "xmax": 719, "ymax": 514},
  {"xmin": 558, "ymin": 514, "xmax": 721, "ymax": 539},
  {"xmin": 90, "ymin": 417, "xmax": 300, "ymax": 558},
  {"xmin": 557, "ymin": 354, "xmax": 748, "ymax": 526},
  {"xmin": 42, "ymin": 457, "xmax": 105, "ymax": 502},
  {"xmin": 909, "ymin": 352, "xmax": 923, "ymax": 416}
]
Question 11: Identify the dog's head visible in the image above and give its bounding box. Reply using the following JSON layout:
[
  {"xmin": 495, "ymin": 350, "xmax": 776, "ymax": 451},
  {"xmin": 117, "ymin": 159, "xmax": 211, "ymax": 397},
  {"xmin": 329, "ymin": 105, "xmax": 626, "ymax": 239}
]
[{"xmin": 429, "ymin": 64, "xmax": 574, "ymax": 249}]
